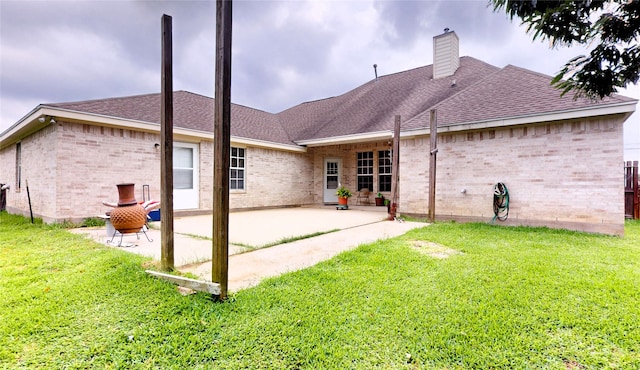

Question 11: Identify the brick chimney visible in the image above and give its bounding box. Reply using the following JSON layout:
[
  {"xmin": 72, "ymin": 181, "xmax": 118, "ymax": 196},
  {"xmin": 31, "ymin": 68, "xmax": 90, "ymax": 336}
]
[{"xmin": 433, "ymin": 28, "xmax": 459, "ymax": 79}]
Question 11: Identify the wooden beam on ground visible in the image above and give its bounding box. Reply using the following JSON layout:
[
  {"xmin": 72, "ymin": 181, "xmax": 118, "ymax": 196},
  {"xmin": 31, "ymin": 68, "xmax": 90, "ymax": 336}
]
[
  {"xmin": 428, "ymin": 109, "xmax": 438, "ymax": 223},
  {"xmin": 212, "ymin": 0, "xmax": 232, "ymax": 300},
  {"xmin": 146, "ymin": 270, "xmax": 221, "ymax": 295},
  {"xmin": 388, "ymin": 115, "xmax": 401, "ymax": 220},
  {"xmin": 160, "ymin": 14, "xmax": 174, "ymax": 271}
]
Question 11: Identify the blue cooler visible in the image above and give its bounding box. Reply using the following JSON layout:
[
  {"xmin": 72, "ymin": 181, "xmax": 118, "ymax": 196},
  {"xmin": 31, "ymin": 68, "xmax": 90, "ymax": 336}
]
[{"xmin": 148, "ymin": 209, "xmax": 161, "ymax": 221}]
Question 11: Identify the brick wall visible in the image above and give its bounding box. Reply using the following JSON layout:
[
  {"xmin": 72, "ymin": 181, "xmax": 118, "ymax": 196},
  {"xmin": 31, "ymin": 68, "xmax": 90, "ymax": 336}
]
[
  {"xmin": 0, "ymin": 124, "xmax": 58, "ymax": 221},
  {"xmin": 400, "ymin": 116, "xmax": 625, "ymax": 235},
  {"xmin": 309, "ymin": 141, "xmax": 394, "ymax": 203},
  {"xmin": 198, "ymin": 140, "xmax": 214, "ymax": 210},
  {"xmin": 0, "ymin": 139, "xmax": 18, "ymax": 213},
  {"xmin": 55, "ymin": 121, "xmax": 162, "ymax": 222},
  {"xmin": 0, "ymin": 114, "xmax": 627, "ymax": 234},
  {"xmin": 228, "ymin": 146, "xmax": 314, "ymax": 209},
  {"xmin": 1, "ymin": 121, "xmax": 315, "ymax": 222}
]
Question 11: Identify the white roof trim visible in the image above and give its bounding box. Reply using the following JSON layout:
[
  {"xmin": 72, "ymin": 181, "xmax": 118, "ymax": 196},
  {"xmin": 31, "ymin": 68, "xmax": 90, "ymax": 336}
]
[
  {"xmin": 231, "ymin": 136, "xmax": 307, "ymax": 152},
  {"xmin": 405, "ymin": 100, "xmax": 637, "ymax": 136},
  {"xmin": 3, "ymin": 100, "xmax": 636, "ymax": 149},
  {"xmin": 52, "ymin": 106, "xmax": 161, "ymax": 130},
  {"xmin": 1, "ymin": 106, "xmax": 307, "ymax": 153},
  {"xmin": 302, "ymin": 101, "xmax": 637, "ymax": 143},
  {"xmin": 295, "ymin": 130, "xmax": 393, "ymax": 147},
  {"xmin": 0, "ymin": 106, "xmax": 60, "ymax": 139}
]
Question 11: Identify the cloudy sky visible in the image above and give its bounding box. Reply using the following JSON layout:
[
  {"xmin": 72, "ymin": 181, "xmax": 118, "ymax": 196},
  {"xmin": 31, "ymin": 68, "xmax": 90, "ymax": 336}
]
[{"xmin": 1, "ymin": 0, "xmax": 638, "ymax": 159}]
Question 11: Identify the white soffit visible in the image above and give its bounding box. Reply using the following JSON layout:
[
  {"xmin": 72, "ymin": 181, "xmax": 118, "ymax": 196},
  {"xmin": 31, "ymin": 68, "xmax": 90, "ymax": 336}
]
[
  {"xmin": 404, "ymin": 101, "xmax": 638, "ymax": 137},
  {"xmin": 295, "ymin": 131, "xmax": 393, "ymax": 147},
  {"xmin": 1, "ymin": 106, "xmax": 307, "ymax": 153}
]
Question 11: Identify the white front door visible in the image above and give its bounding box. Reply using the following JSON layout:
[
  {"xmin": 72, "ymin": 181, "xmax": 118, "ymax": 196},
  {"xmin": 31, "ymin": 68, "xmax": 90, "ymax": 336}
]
[
  {"xmin": 173, "ymin": 142, "xmax": 199, "ymax": 210},
  {"xmin": 323, "ymin": 158, "xmax": 341, "ymax": 203}
]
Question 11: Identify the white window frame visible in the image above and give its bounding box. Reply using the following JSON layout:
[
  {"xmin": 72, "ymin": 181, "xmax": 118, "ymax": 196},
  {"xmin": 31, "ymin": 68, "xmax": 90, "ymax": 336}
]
[
  {"xmin": 230, "ymin": 146, "xmax": 246, "ymax": 191},
  {"xmin": 357, "ymin": 151, "xmax": 374, "ymax": 191},
  {"xmin": 16, "ymin": 142, "xmax": 22, "ymax": 191}
]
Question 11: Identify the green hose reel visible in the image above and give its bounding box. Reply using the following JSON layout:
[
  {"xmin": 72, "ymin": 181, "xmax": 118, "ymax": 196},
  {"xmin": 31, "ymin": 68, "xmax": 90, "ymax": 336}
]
[{"xmin": 492, "ymin": 182, "xmax": 509, "ymax": 223}]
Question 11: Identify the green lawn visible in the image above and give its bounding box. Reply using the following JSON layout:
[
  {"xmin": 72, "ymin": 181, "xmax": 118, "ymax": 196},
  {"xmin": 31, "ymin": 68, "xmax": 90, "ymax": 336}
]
[{"xmin": 1, "ymin": 212, "xmax": 639, "ymax": 369}]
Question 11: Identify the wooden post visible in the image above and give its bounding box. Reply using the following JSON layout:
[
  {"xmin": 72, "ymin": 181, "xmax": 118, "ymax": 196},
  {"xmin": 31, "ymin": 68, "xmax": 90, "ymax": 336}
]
[
  {"xmin": 25, "ymin": 179, "xmax": 34, "ymax": 224},
  {"xmin": 634, "ymin": 161, "xmax": 639, "ymax": 220},
  {"xmin": 212, "ymin": 0, "xmax": 232, "ymax": 300},
  {"xmin": 625, "ymin": 160, "xmax": 640, "ymax": 220},
  {"xmin": 160, "ymin": 14, "xmax": 174, "ymax": 271},
  {"xmin": 388, "ymin": 115, "xmax": 401, "ymax": 220},
  {"xmin": 428, "ymin": 109, "xmax": 438, "ymax": 223}
]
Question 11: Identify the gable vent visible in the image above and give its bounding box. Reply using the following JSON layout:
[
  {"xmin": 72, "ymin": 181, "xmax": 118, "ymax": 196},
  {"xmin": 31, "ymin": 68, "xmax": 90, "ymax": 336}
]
[{"xmin": 433, "ymin": 29, "xmax": 459, "ymax": 79}]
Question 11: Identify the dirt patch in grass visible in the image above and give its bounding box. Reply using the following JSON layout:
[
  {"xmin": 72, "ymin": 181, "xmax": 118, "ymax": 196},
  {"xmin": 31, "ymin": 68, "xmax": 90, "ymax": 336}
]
[
  {"xmin": 564, "ymin": 360, "xmax": 585, "ymax": 370},
  {"xmin": 410, "ymin": 240, "xmax": 463, "ymax": 259},
  {"xmin": 142, "ymin": 260, "xmax": 161, "ymax": 269}
]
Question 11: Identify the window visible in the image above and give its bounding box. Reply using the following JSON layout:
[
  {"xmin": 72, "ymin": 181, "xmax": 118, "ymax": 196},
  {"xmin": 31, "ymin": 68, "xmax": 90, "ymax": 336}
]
[
  {"xmin": 357, "ymin": 151, "xmax": 373, "ymax": 191},
  {"xmin": 174, "ymin": 147, "xmax": 194, "ymax": 189},
  {"xmin": 378, "ymin": 150, "xmax": 392, "ymax": 192},
  {"xmin": 230, "ymin": 147, "xmax": 245, "ymax": 190},
  {"xmin": 326, "ymin": 161, "xmax": 338, "ymax": 190},
  {"xmin": 16, "ymin": 142, "xmax": 21, "ymax": 190}
]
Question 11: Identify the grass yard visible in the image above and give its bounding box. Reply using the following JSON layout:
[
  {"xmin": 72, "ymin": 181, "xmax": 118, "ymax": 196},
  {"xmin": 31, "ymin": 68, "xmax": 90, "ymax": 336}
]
[{"xmin": 1, "ymin": 212, "xmax": 639, "ymax": 369}]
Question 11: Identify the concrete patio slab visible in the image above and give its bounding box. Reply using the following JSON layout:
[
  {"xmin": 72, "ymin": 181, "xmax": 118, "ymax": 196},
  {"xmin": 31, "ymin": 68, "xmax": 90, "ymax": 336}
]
[
  {"xmin": 182, "ymin": 218, "xmax": 424, "ymax": 292},
  {"xmin": 71, "ymin": 206, "xmax": 427, "ymax": 292},
  {"xmin": 174, "ymin": 205, "xmax": 389, "ymax": 247}
]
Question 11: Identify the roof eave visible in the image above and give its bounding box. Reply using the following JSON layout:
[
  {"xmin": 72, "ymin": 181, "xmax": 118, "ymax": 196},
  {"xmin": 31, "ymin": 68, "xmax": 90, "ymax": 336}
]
[
  {"xmin": 232, "ymin": 136, "xmax": 307, "ymax": 152},
  {"xmin": 294, "ymin": 131, "xmax": 393, "ymax": 147},
  {"xmin": 0, "ymin": 105, "xmax": 63, "ymax": 148},
  {"xmin": 1, "ymin": 106, "xmax": 307, "ymax": 153},
  {"xmin": 404, "ymin": 100, "xmax": 638, "ymax": 137}
]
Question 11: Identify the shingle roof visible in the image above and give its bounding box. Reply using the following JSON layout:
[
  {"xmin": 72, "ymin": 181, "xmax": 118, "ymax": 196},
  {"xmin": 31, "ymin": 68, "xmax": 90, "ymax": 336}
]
[
  {"xmin": 277, "ymin": 57, "xmax": 500, "ymax": 141},
  {"xmin": 49, "ymin": 91, "xmax": 292, "ymax": 145},
  {"xmin": 45, "ymin": 57, "xmax": 636, "ymax": 147},
  {"xmin": 403, "ymin": 64, "xmax": 637, "ymax": 129}
]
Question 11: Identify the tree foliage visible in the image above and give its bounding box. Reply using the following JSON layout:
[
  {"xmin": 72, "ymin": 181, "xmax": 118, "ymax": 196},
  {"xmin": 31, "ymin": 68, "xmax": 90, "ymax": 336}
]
[{"xmin": 492, "ymin": 0, "xmax": 640, "ymax": 99}]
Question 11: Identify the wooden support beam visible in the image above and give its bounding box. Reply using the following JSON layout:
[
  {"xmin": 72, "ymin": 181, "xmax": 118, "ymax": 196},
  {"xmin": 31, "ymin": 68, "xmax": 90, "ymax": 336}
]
[
  {"xmin": 388, "ymin": 115, "xmax": 401, "ymax": 220},
  {"xmin": 428, "ymin": 109, "xmax": 438, "ymax": 223},
  {"xmin": 636, "ymin": 161, "xmax": 639, "ymax": 220},
  {"xmin": 633, "ymin": 161, "xmax": 639, "ymax": 220},
  {"xmin": 212, "ymin": 0, "xmax": 232, "ymax": 300},
  {"xmin": 146, "ymin": 270, "xmax": 221, "ymax": 295},
  {"xmin": 160, "ymin": 14, "xmax": 174, "ymax": 271}
]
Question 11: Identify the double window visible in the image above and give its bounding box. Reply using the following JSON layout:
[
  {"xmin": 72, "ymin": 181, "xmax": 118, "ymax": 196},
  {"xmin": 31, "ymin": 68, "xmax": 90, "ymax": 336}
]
[
  {"xmin": 230, "ymin": 147, "xmax": 245, "ymax": 190},
  {"xmin": 357, "ymin": 151, "xmax": 373, "ymax": 191}
]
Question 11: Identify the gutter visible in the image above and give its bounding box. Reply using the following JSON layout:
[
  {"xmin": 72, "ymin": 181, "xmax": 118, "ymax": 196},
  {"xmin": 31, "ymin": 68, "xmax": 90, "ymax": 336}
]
[
  {"xmin": 403, "ymin": 100, "xmax": 638, "ymax": 137},
  {"xmin": 295, "ymin": 100, "xmax": 638, "ymax": 145},
  {"xmin": 295, "ymin": 130, "xmax": 393, "ymax": 147},
  {"xmin": 1, "ymin": 106, "xmax": 307, "ymax": 153}
]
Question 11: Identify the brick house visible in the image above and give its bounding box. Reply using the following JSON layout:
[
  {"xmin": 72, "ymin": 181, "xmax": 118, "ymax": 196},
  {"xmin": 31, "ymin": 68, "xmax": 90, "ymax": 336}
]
[{"xmin": 0, "ymin": 30, "xmax": 637, "ymax": 234}]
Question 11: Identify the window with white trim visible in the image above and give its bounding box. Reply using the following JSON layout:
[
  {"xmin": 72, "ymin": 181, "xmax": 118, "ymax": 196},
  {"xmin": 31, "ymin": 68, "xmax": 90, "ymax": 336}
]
[
  {"xmin": 16, "ymin": 142, "xmax": 22, "ymax": 190},
  {"xmin": 357, "ymin": 151, "xmax": 373, "ymax": 191},
  {"xmin": 378, "ymin": 150, "xmax": 391, "ymax": 192},
  {"xmin": 230, "ymin": 147, "xmax": 245, "ymax": 190},
  {"xmin": 174, "ymin": 147, "xmax": 194, "ymax": 189}
]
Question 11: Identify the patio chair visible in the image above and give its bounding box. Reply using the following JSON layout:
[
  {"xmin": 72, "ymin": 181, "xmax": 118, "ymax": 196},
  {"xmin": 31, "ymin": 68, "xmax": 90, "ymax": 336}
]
[{"xmin": 356, "ymin": 188, "xmax": 371, "ymax": 205}]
